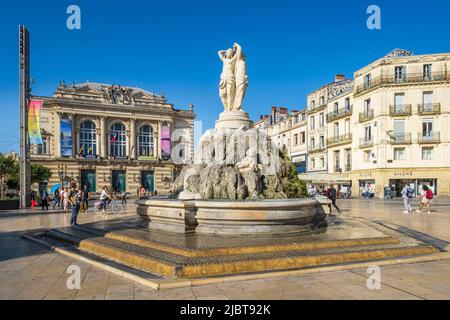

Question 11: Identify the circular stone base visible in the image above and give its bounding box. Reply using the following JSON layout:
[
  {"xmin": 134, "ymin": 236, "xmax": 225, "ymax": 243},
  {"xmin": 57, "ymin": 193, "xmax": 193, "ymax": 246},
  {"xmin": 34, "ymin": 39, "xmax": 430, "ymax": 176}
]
[
  {"xmin": 215, "ymin": 110, "xmax": 253, "ymax": 129},
  {"xmin": 137, "ymin": 198, "xmax": 327, "ymax": 235}
]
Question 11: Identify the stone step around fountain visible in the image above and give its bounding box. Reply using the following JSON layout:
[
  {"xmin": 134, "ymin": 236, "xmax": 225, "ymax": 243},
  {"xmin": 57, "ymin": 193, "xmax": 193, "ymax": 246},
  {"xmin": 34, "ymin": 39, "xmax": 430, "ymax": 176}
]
[{"xmin": 40, "ymin": 227, "xmax": 438, "ymax": 279}]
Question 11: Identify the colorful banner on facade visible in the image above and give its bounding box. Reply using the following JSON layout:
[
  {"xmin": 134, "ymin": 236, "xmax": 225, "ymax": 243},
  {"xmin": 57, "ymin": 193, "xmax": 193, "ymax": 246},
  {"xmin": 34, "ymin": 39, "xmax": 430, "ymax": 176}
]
[
  {"xmin": 60, "ymin": 118, "xmax": 73, "ymax": 157},
  {"xmin": 161, "ymin": 125, "xmax": 171, "ymax": 160},
  {"xmin": 28, "ymin": 99, "xmax": 43, "ymax": 145}
]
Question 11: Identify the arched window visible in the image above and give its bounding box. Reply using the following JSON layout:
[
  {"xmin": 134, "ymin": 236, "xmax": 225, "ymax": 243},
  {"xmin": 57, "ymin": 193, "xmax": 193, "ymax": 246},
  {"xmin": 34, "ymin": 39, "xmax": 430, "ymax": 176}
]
[
  {"xmin": 138, "ymin": 125, "xmax": 154, "ymax": 157},
  {"xmin": 110, "ymin": 123, "xmax": 126, "ymax": 158},
  {"xmin": 79, "ymin": 120, "xmax": 97, "ymax": 157}
]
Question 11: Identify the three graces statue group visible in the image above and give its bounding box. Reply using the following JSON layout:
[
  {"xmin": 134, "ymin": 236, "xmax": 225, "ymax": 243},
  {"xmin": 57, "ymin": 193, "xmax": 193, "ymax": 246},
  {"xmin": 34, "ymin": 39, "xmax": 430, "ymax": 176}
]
[{"xmin": 218, "ymin": 42, "xmax": 248, "ymax": 112}]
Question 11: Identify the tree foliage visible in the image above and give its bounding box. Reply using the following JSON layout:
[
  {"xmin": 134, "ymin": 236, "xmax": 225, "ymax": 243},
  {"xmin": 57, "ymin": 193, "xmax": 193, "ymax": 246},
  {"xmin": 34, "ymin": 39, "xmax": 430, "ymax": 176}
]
[
  {"xmin": 279, "ymin": 150, "xmax": 307, "ymax": 198},
  {"xmin": 31, "ymin": 164, "xmax": 51, "ymax": 184}
]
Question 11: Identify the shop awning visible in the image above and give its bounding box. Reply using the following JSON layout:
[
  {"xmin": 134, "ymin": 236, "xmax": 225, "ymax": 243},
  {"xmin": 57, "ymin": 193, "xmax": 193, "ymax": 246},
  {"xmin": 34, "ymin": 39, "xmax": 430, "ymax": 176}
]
[{"xmin": 298, "ymin": 173, "xmax": 352, "ymax": 184}]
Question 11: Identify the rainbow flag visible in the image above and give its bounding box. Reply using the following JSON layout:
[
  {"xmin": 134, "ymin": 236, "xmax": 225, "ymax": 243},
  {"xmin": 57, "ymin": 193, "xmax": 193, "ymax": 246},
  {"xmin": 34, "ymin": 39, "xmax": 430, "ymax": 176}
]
[{"xmin": 28, "ymin": 100, "xmax": 43, "ymax": 145}]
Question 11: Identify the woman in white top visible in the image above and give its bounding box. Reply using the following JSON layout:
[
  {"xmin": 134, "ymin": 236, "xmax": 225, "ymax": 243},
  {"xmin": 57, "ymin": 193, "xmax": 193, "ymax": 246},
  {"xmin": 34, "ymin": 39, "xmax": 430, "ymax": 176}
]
[
  {"xmin": 62, "ymin": 187, "xmax": 69, "ymax": 213},
  {"xmin": 100, "ymin": 186, "xmax": 110, "ymax": 212}
]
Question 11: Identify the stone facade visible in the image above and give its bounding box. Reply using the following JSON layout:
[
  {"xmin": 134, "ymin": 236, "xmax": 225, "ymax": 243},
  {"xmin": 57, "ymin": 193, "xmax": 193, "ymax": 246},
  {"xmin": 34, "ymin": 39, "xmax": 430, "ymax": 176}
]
[{"xmin": 30, "ymin": 82, "xmax": 195, "ymax": 195}]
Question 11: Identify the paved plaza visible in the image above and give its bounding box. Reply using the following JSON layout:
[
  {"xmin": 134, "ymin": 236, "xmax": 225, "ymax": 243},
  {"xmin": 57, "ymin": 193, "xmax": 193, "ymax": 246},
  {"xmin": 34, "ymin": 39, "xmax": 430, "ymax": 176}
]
[{"xmin": 1, "ymin": 198, "xmax": 450, "ymax": 300}]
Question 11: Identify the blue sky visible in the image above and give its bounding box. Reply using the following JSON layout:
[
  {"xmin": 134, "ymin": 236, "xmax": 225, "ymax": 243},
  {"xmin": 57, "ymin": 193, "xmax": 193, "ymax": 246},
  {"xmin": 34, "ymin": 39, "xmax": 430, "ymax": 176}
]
[{"xmin": 1, "ymin": 0, "xmax": 450, "ymax": 152}]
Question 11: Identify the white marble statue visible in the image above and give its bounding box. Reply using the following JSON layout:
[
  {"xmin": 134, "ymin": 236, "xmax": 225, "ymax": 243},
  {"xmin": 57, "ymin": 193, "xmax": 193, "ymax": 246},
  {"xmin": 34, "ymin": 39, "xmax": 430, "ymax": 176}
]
[{"xmin": 218, "ymin": 42, "xmax": 248, "ymax": 111}]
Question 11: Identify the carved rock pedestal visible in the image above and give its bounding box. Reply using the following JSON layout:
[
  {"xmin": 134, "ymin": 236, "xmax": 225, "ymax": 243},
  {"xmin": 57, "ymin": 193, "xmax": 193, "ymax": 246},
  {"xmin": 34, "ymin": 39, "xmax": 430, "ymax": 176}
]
[{"xmin": 215, "ymin": 110, "xmax": 253, "ymax": 130}]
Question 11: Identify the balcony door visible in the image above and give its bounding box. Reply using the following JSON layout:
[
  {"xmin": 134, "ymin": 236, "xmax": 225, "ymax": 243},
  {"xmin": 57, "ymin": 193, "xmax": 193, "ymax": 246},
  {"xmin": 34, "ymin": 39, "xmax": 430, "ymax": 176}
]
[
  {"xmin": 423, "ymin": 92, "xmax": 433, "ymax": 112},
  {"xmin": 395, "ymin": 66, "xmax": 406, "ymax": 82},
  {"xmin": 334, "ymin": 122, "xmax": 339, "ymax": 138},
  {"xmin": 345, "ymin": 119, "xmax": 351, "ymax": 135},
  {"xmin": 364, "ymin": 125, "xmax": 372, "ymax": 142},
  {"xmin": 364, "ymin": 99, "xmax": 371, "ymax": 115},
  {"xmin": 394, "ymin": 93, "xmax": 405, "ymax": 112},
  {"xmin": 394, "ymin": 120, "xmax": 405, "ymax": 143},
  {"xmin": 422, "ymin": 119, "xmax": 433, "ymax": 138}
]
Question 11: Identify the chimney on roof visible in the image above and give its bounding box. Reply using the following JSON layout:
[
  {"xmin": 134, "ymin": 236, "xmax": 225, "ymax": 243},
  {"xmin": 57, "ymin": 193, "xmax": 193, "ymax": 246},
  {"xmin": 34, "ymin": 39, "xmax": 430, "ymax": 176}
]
[{"xmin": 335, "ymin": 74, "xmax": 345, "ymax": 82}]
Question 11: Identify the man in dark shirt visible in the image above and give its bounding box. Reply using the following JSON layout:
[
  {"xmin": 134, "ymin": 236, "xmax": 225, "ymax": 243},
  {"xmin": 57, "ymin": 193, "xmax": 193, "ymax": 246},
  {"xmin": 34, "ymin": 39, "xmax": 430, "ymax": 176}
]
[
  {"xmin": 81, "ymin": 185, "xmax": 89, "ymax": 213},
  {"xmin": 327, "ymin": 184, "xmax": 341, "ymax": 214}
]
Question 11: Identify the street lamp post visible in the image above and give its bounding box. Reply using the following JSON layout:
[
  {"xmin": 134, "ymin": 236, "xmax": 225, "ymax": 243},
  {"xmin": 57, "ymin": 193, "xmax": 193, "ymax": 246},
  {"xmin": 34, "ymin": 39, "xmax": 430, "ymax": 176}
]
[{"xmin": 19, "ymin": 25, "xmax": 31, "ymax": 208}]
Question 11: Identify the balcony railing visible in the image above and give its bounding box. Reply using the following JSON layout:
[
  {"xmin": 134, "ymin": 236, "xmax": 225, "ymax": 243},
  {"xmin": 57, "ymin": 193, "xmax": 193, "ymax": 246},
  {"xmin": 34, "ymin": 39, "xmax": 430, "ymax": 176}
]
[
  {"xmin": 327, "ymin": 106, "xmax": 353, "ymax": 122},
  {"xmin": 334, "ymin": 166, "xmax": 342, "ymax": 173},
  {"xmin": 307, "ymin": 103, "xmax": 327, "ymax": 114},
  {"xmin": 418, "ymin": 103, "xmax": 441, "ymax": 115},
  {"xmin": 389, "ymin": 104, "xmax": 412, "ymax": 116},
  {"xmin": 359, "ymin": 109, "xmax": 374, "ymax": 123},
  {"xmin": 359, "ymin": 137, "xmax": 373, "ymax": 148},
  {"xmin": 355, "ymin": 72, "xmax": 448, "ymax": 95},
  {"xmin": 345, "ymin": 163, "xmax": 352, "ymax": 172},
  {"xmin": 389, "ymin": 133, "xmax": 412, "ymax": 144},
  {"xmin": 418, "ymin": 132, "xmax": 441, "ymax": 144},
  {"xmin": 308, "ymin": 145, "xmax": 326, "ymax": 153},
  {"xmin": 327, "ymin": 133, "xmax": 352, "ymax": 147}
]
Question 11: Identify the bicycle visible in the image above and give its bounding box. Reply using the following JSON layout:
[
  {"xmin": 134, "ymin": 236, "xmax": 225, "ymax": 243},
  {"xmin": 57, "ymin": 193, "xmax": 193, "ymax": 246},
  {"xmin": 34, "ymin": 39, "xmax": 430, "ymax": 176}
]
[{"xmin": 94, "ymin": 198, "xmax": 124, "ymax": 215}]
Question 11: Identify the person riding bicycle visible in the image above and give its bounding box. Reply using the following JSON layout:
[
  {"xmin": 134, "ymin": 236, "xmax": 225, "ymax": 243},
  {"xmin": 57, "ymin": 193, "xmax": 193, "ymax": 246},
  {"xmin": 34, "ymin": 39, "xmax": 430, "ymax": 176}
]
[{"xmin": 100, "ymin": 186, "xmax": 111, "ymax": 213}]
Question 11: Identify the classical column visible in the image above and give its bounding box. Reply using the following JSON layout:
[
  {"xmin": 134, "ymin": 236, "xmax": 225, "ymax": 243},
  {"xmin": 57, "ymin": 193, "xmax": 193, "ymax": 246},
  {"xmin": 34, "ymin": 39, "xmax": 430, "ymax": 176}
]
[
  {"xmin": 54, "ymin": 112, "xmax": 61, "ymax": 157},
  {"xmin": 157, "ymin": 121, "xmax": 162, "ymax": 160},
  {"xmin": 69, "ymin": 114, "xmax": 76, "ymax": 158},
  {"xmin": 100, "ymin": 116, "xmax": 106, "ymax": 158},
  {"xmin": 130, "ymin": 118, "xmax": 136, "ymax": 159}
]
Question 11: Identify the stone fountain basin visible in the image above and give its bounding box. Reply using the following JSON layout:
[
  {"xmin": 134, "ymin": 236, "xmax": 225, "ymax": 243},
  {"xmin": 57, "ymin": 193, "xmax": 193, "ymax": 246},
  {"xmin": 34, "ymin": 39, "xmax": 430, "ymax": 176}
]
[{"xmin": 137, "ymin": 198, "xmax": 328, "ymax": 235}]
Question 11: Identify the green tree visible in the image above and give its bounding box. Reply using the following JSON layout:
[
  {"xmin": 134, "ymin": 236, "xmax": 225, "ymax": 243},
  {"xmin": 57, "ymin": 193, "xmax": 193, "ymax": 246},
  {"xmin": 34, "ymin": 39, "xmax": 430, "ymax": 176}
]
[
  {"xmin": 6, "ymin": 161, "xmax": 20, "ymax": 190},
  {"xmin": 279, "ymin": 150, "xmax": 307, "ymax": 198},
  {"xmin": 0, "ymin": 154, "xmax": 18, "ymax": 199},
  {"xmin": 31, "ymin": 164, "xmax": 51, "ymax": 184}
]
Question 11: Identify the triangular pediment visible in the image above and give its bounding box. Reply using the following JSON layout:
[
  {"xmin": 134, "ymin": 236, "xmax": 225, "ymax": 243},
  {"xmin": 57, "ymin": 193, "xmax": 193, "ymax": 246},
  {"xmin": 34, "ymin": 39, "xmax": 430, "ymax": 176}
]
[
  {"xmin": 133, "ymin": 91, "xmax": 155, "ymax": 99},
  {"xmin": 76, "ymin": 85, "xmax": 100, "ymax": 94}
]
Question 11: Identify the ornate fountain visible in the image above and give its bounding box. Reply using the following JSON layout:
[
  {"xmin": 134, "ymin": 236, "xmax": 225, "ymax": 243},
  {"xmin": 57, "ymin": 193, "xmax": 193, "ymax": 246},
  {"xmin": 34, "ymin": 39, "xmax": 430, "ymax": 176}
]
[{"xmin": 137, "ymin": 43, "xmax": 326, "ymax": 235}]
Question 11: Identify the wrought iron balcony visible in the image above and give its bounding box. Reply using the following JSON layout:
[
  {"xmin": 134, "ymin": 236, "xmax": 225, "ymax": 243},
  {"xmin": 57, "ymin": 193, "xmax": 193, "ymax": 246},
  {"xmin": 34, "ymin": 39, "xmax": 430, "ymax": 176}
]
[
  {"xmin": 359, "ymin": 137, "xmax": 373, "ymax": 148},
  {"xmin": 418, "ymin": 132, "xmax": 440, "ymax": 144},
  {"xmin": 334, "ymin": 166, "xmax": 342, "ymax": 173},
  {"xmin": 307, "ymin": 103, "xmax": 327, "ymax": 114},
  {"xmin": 355, "ymin": 72, "xmax": 449, "ymax": 96},
  {"xmin": 308, "ymin": 144, "xmax": 326, "ymax": 153},
  {"xmin": 327, "ymin": 106, "xmax": 353, "ymax": 122},
  {"xmin": 418, "ymin": 103, "xmax": 441, "ymax": 115},
  {"xmin": 389, "ymin": 133, "xmax": 412, "ymax": 145},
  {"xmin": 327, "ymin": 133, "xmax": 352, "ymax": 147},
  {"xmin": 345, "ymin": 163, "xmax": 352, "ymax": 172},
  {"xmin": 389, "ymin": 104, "xmax": 412, "ymax": 116},
  {"xmin": 359, "ymin": 109, "xmax": 374, "ymax": 123}
]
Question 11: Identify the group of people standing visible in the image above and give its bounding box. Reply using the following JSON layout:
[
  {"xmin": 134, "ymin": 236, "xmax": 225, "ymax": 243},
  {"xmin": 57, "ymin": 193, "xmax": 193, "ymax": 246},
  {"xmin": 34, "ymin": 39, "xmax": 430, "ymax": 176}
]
[
  {"xmin": 401, "ymin": 184, "xmax": 434, "ymax": 214},
  {"xmin": 36, "ymin": 185, "xmax": 90, "ymax": 226},
  {"xmin": 308, "ymin": 184, "xmax": 341, "ymax": 215},
  {"xmin": 137, "ymin": 185, "xmax": 157, "ymax": 199}
]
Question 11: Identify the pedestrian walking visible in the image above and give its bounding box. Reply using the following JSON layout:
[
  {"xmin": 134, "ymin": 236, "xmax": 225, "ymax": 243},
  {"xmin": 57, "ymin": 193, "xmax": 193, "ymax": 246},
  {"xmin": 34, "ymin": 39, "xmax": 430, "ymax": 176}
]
[
  {"xmin": 416, "ymin": 185, "xmax": 433, "ymax": 214},
  {"xmin": 70, "ymin": 189, "xmax": 82, "ymax": 226},
  {"xmin": 81, "ymin": 185, "xmax": 89, "ymax": 213},
  {"xmin": 41, "ymin": 189, "xmax": 49, "ymax": 210},
  {"xmin": 138, "ymin": 185, "xmax": 146, "ymax": 199},
  {"xmin": 327, "ymin": 184, "xmax": 341, "ymax": 214},
  {"xmin": 120, "ymin": 189, "xmax": 127, "ymax": 205},
  {"xmin": 401, "ymin": 183, "xmax": 414, "ymax": 214},
  {"xmin": 62, "ymin": 187, "xmax": 70, "ymax": 213},
  {"xmin": 52, "ymin": 187, "xmax": 61, "ymax": 209},
  {"xmin": 307, "ymin": 185, "xmax": 317, "ymax": 199}
]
